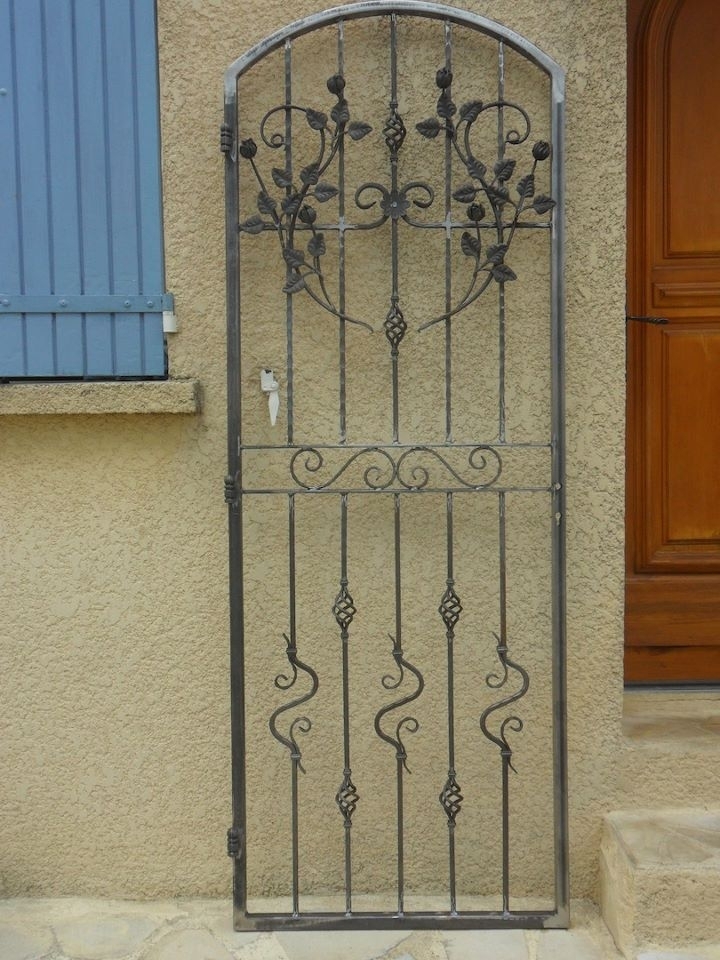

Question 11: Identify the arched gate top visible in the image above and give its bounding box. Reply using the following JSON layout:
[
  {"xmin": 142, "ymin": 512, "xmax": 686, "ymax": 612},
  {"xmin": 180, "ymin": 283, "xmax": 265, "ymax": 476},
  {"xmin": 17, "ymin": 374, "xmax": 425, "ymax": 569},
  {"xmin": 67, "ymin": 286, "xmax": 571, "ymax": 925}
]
[{"xmin": 224, "ymin": 1, "xmax": 565, "ymax": 96}]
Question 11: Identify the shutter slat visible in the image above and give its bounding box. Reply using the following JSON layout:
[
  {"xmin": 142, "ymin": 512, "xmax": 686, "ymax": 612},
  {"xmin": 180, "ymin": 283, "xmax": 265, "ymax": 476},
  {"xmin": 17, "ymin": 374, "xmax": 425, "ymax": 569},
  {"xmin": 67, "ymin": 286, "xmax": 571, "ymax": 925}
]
[
  {"xmin": 76, "ymin": 0, "xmax": 115, "ymax": 376},
  {"xmin": 0, "ymin": 0, "xmax": 25, "ymax": 377},
  {"xmin": 0, "ymin": 0, "xmax": 168, "ymax": 380},
  {"xmin": 14, "ymin": 0, "xmax": 54, "ymax": 375},
  {"xmin": 133, "ymin": 0, "xmax": 166, "ymax": 375},
  {"xmin": 105, "ymin": 1, "xmax": 143, "ymax": 375},
  {"xmin": 46, "ymin": 0, "xmax": 84, "ymax": 375}
]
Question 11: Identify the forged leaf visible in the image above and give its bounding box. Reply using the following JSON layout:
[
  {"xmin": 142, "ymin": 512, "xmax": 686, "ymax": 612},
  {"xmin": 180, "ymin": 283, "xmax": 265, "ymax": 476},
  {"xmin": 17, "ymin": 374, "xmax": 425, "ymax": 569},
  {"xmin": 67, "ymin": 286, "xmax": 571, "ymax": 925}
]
[
  {"xmin": 494, "ymin": 159, "xmax": 516, "ymax": 182},
  {"xmin": 272, "ymin": 167, "xmax": 293, "ymax": 189},
  {"xmin": 452, "ymin": 184, "xmax": 478, "ymax": 204},
  {"xmin": 238, "ymin": 215, "xmax": 265, "ymax": 235},
  {"xmin": 467, "ymin": 157, "xmax": 487, "ymax": 181},
  {"xmin": 486, "ymin": 243, "xmax": 508, "ymax": 264},
  {"xmin": 281, "ymin": 193, "xmax": 302, "ymax": 215},
  {"xmin": 282, "ymin": 275, "xmax": 306, "ymax": 294},
  {"xmin": 516, "ymin": 174, "xmax": 535, "ymax": 199},
  {"xmin": 331, "ymin": 100, "xmax": 350, "ymax": 125},
  {"xmin": 257, "ymin": 192, "xmax": 277, "ymax": 215},
  {"xmin": 348, "ymin": 120, "xmax": 372, "ymax": 141},
  {"xmin": 486, "ymin": 184, "xmax": 510, "ymax": 204},
  {"xmin": 306, "ymin": 109, "xmax": 328, "ymax": 130},
  {"xmin": 460, "ymin": 231, "xmax": 481, "ymax": 257},
  {"xmin": 437, "ymin": 91, "xmax": 457, "ymax": 119},
  {"xmin": 283, "ymin": 247, "xmax": 305, "ymax": 267},
  {"xmin": 300, "ymin": 164, "xmax": 320, "ymax": 185},
  {"xmin": 492, "ymin": 263, "xmax": 517, "ymax": 282},
  {"xmin": 416, "ymin": 117, "xmax": 441, "ymax": 139},
  {"xmin": 307, "ymin": 233, "xmax": 326, "ymax": 257},
  {"xmin": 314, "ymin": 182, "xmax": 339, "ymax": 202},
  {"xmin": 533, "ymin": 194, "xmax": 556, "ymax": 215},
  {"xmin": 459, "ymin": 100, "xmax": 483, "ymax": 122}
]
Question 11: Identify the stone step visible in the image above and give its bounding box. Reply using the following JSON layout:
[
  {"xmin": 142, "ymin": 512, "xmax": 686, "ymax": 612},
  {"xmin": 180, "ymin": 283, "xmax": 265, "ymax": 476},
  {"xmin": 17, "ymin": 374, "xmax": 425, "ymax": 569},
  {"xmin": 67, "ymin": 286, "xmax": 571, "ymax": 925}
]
[{"xmin": 600, "ymin": 810, "xmax": 720, "ymax": 958}]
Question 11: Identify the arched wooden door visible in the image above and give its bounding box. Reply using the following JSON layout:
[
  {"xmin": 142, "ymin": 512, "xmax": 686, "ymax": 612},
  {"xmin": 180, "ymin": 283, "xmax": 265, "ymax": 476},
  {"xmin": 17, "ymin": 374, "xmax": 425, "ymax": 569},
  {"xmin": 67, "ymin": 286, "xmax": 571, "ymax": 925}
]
[{"xmin": 627, "ymin": 0, "xmax": 720, "ymax": 682}]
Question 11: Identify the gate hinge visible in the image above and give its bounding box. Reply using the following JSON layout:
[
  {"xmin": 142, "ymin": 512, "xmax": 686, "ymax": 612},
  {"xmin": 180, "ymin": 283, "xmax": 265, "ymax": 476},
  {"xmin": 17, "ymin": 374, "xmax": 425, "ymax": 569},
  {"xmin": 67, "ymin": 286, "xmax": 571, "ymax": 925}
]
[
  {"xmin": 625, "ymin": 314, "xmax": 668, "ymax": 325},
  {"xmin": 220, "ymin": 123, "xmax": 233, "ymax": 155},
  {"xmin": 227, "ymin": 826, "xmax": 241, "ymax": 858},
  {"xmin": 224, "ymin": 474, "xmax": 238, "ymax": 505}
]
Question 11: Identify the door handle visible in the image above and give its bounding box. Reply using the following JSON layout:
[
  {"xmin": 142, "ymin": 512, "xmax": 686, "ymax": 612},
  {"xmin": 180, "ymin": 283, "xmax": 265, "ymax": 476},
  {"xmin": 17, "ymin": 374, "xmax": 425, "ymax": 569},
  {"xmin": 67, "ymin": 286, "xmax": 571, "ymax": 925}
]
[{"xmin": 625, "ymin": 314, "xmax": 668, "ymax": 325}]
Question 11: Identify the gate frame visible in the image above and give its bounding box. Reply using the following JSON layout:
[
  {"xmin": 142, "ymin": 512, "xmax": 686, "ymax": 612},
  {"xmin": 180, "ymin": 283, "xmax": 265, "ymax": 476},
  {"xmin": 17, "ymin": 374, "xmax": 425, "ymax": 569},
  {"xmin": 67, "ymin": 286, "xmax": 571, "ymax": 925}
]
[{"xmin": 224, "ymin": 1, "xmax": 567, "ymax": 931}]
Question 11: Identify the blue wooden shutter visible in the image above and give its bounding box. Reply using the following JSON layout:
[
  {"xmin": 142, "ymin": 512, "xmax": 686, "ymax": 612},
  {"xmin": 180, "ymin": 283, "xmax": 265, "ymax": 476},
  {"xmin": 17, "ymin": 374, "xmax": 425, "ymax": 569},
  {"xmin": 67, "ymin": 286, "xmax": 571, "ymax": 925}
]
[{"xmin": 0, "ymin": 0, "xmax": 170, "ymax": 379}]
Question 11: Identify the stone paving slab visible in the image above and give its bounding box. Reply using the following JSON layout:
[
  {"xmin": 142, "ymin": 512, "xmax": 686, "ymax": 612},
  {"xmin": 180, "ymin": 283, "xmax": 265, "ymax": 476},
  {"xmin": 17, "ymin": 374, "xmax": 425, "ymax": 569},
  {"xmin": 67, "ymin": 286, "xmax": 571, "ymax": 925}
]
[{"xmin": 0, "ymin": 898, "xmax": 627, "ymax": 960}]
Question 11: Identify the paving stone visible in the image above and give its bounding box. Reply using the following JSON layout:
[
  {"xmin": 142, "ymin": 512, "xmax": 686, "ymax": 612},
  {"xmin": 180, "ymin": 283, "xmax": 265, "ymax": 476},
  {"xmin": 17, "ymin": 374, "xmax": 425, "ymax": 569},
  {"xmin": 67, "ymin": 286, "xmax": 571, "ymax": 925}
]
[
  {"xmin": 442, "ymin": 929, "xmax": 529, "ymax": 960},
  {"xmin": 0, "ymin": 924, "xmax": 54, "ymax": 960},
  {"xmin": 637, "ymin": 953, "xmax": 714, "ymax": 960},
  {"xmin": 54, "ymin": 914, "xmax": 159, "ymax": 960},
  {"xmin": 275, "ymin": 930, "xmax": 411, "ymax": 960},
  {"xmin": 537, "ymin": 929, "xmax": 605, "ymax": 960},
  {"xmin": 144, "ymin": 928, "xmax": 234, "ymax": 960}
]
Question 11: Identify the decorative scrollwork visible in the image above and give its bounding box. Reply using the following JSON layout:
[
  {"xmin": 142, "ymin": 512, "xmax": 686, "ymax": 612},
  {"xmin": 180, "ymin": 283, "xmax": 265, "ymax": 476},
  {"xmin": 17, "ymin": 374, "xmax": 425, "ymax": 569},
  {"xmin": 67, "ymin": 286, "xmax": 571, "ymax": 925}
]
[
  {"xmin": 374, "ymin": 635, "xmax": 424, "ymax": 773},
  {"xmin": 479, "ymin": 632, "xmax": 530, "ymax": 773},
  {"xmin": 439, "ymin": 772, "xmax": 464, "ymax": 824},
  {"xmin": 237, "ymin": 74, "xmax": 373, "ymax": 330},
  {"xmin": 333, "ymin": 582, "xmax": 356, "ymax": 637},
  {"xmin": 439, "ymin": 583, "xmax": 463, "ymax": 633},
  {"xmin": 269, "ymin": 633, "xmax": 320, "ymax": 774},
  {"xmin": 288, "ymin": 445, "xmax": 502, "ymax": 492},
  {"xmin": 354, "ymin": 180, "xmax": 435, "ymax": 228},
  {"xmin": 416, "ymin": 68, "xmax": 556, "ymax": 330},
  {"xmin": 335, "ymin": 770, "xmax": 359, "ymax": 822},
  {"xmin": 384, "ymin": 108, "xmax": 406, "ymax": 154},
  {"xmin": 384, "ymin": 301, "xmax": 407, "ymax": 353}
]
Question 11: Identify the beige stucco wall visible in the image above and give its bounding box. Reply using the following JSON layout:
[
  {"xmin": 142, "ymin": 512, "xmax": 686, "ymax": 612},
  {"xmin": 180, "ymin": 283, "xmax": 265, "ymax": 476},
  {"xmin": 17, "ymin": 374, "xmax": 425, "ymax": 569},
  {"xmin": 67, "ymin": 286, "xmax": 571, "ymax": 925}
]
[{"xmin": 1, "ymin": 0, "xmax": 690, "ymax": 907}]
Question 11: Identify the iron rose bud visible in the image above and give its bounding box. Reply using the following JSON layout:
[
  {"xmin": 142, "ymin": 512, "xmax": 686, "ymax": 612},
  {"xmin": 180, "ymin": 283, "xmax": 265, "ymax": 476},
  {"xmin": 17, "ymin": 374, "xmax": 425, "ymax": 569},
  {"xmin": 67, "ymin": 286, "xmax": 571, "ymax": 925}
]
[
  {"xmin": 467, "ymin": 202, "xmax": 486, "ymax": 221},
  {"xmin": 327, "ymin": 74, "xmax": 346, "ymax": 96},
  {"xmin": 436, "ymin": 67, "xmax": 453, "ymax": 89},
  {"xmin": 532, "ymin": 140, "xmax": 551, "ymax": 161},
  {"xmin": 238, "ymin": 138, "xmax": 257, "ymax": 159},
  {"xmin": 298, "ymin": 204, "xmax": 317, "ymax": 224}
]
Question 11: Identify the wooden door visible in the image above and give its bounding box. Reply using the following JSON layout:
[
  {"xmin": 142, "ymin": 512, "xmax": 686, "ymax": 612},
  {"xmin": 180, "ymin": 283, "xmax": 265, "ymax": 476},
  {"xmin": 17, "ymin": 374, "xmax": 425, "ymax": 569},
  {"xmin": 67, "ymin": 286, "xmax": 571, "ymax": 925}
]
[{"xmin": 627, "ymin": 0, "xmax": 720, "ymax": 682}]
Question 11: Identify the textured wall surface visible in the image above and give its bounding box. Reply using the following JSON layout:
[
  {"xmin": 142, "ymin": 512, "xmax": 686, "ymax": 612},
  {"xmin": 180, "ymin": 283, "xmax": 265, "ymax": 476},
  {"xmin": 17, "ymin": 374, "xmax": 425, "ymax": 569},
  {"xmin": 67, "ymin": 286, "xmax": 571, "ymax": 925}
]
[{"xmin": 0, "ymin": 0, "xmax": 688, "ymax": 906}]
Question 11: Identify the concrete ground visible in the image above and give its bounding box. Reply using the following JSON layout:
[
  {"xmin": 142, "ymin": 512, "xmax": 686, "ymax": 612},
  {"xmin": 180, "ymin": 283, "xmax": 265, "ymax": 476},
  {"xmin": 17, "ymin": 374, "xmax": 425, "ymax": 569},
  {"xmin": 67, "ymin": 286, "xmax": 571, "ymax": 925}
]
[
  {"xmin": 0, "ymin": 897, "xmax": 625, "ymax": 960},
  {"xmin": 3, "ymin": 897, "xmax": 718, "ymax": 960}
]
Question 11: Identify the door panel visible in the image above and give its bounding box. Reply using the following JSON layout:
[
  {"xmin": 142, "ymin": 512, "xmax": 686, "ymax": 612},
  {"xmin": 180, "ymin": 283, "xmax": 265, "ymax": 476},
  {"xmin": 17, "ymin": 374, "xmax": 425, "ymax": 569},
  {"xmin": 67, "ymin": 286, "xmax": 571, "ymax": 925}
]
[{"xmin": 627, "ymin": 0, "xmax": 720, "ymax": 682}]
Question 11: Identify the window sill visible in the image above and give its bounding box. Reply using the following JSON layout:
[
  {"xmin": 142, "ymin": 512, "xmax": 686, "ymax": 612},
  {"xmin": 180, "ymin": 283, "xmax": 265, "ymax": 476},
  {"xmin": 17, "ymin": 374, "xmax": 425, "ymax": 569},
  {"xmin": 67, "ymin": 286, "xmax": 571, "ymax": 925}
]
[{"xmin": 0, "ymin": 379, "xmax": 202, "ymax": 416}]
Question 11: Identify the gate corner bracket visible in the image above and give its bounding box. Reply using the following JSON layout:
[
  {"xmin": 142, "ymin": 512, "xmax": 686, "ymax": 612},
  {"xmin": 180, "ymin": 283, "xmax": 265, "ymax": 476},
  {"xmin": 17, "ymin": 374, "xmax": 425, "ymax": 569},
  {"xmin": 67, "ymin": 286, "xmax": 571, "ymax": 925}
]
[{"xmin": 227, "ymin": 826, "xmax": 241, "ymax": 858}]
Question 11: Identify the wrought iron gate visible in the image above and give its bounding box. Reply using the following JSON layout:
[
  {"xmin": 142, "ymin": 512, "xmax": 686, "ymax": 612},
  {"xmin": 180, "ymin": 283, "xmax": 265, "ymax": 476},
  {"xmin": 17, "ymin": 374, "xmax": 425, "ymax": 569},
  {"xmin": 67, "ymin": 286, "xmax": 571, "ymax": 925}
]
[{"xmin": 224, "ymin": 1, "xmax": 567, "ymax": 931}]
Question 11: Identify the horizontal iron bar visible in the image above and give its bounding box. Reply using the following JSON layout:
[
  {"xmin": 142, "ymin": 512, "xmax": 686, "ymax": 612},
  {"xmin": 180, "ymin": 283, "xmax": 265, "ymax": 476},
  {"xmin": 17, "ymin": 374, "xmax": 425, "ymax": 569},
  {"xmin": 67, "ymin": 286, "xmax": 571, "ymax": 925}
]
[
  {"xmin": 240, "ymin": 220, "xmax": 552, "ymax": 235},
  {"xmin": 238, "ymin": 909, "xmax": 559, "ymax": 931},
  {"xmin": 240, "ymin": 442, "xmax": 552, "ymax": 451},
  {"xmin": 0, "ymin": 294, "xmax": 175, "ymax": 314},
  {"xmin": 241, "ymin": 485, "xmax": 553, "ymax": 495}
]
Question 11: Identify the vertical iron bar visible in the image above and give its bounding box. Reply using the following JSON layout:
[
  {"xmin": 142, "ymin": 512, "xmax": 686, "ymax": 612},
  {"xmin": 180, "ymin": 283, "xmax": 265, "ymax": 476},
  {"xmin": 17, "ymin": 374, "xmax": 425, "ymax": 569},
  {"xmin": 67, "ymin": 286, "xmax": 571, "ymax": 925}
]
[
  {"xmin": 502, "ymin": 753, "xmax": 510, "ymax": 913},
  {"xmin": 390, "ymin": 13, "xmax": 400, "ymax": 443},
  {"xmin": 499, "ymin": 491, "xmax": 507, "ymax": 643},
  {"xmin": 285, "ymin": 39, "xmax": 294, "ymax": 444},
  {"xmin": 394, "ymin": 492, "xmax": 404, "ymax": 915},
  {"xmin": 337, "ymin": 21, "xmax": 347, "ymax": 443},
  {"xmin": 446, "ymin": 491, "xmax": 458, "ymax": 913},
  {"xmin": 497, "ymin": 41, "xmax": 507, "ymax": 443},
  {"xmin": 444, "ymin": 22, "xmax": 453, "ymax": 443},
  {"xmin": 550, "ymin": 71, "xmax": 569, "ymax": 924},
  {"xmin": 498, "ymin": 491, "xmax": 509, "ymax": 912},
  {"xmin": 288, "ymin": 492, "xmax": 300, "ymax": 915},
  {"xmin": 224, "ymin": 73, "xmax": 247, "ymax": 926},
  {"xmin": 340, "ymin": 493, "xmax": 353, "ymax": 914}
]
